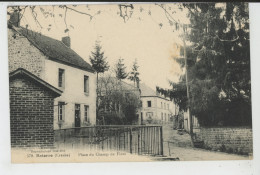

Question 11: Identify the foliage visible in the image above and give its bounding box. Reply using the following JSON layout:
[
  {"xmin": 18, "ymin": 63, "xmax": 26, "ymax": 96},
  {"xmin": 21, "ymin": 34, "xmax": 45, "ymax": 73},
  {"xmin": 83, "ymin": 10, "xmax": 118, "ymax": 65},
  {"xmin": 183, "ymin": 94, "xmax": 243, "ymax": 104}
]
[
  {"xmin": 97, "ymin": 74, "xmax": 141, "ymax": 125},
  {"xmin": 89, "ymin": 41, "xmax": 109, "ymax": 75},
  {"xmin": 115, "ymin": 58, "xmax": 128, "ymax": 81},
  {"xmin": 128, "ymin": 59, "xmax": 140, "ymax": 87},
  {"xmin": 157, "ymin": 3, "xmax": 251, "ymax": 126}
]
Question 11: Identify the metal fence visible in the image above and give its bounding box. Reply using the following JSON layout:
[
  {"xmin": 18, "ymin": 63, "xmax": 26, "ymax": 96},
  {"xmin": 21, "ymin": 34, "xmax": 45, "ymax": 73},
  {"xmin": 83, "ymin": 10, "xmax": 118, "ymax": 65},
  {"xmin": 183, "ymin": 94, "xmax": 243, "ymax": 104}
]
[{"xmin": 54, "ymin": 125, "xmax": 163, "ymax": 156}]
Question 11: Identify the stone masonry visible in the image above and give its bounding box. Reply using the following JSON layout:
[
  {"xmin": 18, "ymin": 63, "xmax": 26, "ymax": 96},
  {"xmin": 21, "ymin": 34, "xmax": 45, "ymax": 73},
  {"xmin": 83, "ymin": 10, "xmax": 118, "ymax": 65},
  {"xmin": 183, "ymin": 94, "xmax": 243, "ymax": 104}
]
[
  {"xmin": 8, "ymin": 28, "xmax": 46, "ymax": 78},
  {"xmin": 194, "ymin": 127, "xmax": 253, "ymax": 155}
]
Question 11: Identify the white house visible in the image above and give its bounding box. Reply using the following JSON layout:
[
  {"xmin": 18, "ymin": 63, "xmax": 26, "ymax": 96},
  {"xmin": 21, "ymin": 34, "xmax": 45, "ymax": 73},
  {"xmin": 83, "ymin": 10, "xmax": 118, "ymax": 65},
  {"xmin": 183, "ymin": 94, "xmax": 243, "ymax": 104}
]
[
  {"xmin": 139, "ymin": 83, "xmax": 178, "ymax": 124},
  {"xmin": 8, "ymin": 12, "xmax": 96, "ymax": 130}
]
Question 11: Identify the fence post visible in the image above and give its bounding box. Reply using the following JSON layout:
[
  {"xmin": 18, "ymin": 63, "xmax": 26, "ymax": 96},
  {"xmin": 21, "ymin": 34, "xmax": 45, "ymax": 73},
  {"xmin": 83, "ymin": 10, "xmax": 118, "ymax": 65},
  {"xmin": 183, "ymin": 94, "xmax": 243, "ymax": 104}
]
[
  {"xmin": 63, "ymin": 129, "xmax": 66, "ymax": 144},
  {"xmin": 160, "ymin": 126, "xmax": 163, "ymax": 155},
  {"xmin": 130, "ymin": 128, "xmax": 133, "ymax": 154},
  {"xmin": 138, "ymin": 129, "xmax": 140, "ymax": 155}
]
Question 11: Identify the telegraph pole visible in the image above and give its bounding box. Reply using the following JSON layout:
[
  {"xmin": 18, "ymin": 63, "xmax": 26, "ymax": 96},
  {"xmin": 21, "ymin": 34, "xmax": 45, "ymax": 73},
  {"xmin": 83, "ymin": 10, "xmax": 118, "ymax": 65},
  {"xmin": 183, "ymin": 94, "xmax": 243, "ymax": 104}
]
[{"xmin": 182, "ymin": 26, "xmax": 193, "ymax": 144}]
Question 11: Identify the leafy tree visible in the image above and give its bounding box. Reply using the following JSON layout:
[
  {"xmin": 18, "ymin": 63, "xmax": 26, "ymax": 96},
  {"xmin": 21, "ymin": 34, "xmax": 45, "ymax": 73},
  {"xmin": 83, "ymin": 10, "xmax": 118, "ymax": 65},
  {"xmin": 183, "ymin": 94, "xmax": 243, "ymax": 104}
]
[
  {"xmin": 97, "ymin": 74, "xmax": 141, "ymax": 125},
  {"xmin": 128, "ymin": 59, "xmax": 140, "ymax": 88},
  {"xmin": 115, "ymin": 58, "xmax": 128, "ymax": 81}
]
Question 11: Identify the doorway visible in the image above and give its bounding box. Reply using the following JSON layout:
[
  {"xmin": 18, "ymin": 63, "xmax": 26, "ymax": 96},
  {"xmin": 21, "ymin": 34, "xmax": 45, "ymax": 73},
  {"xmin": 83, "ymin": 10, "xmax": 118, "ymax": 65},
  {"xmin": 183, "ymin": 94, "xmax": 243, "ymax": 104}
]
[{"xmin": 75, "ymin": 104, "xmax": 81, "ymax": 127}]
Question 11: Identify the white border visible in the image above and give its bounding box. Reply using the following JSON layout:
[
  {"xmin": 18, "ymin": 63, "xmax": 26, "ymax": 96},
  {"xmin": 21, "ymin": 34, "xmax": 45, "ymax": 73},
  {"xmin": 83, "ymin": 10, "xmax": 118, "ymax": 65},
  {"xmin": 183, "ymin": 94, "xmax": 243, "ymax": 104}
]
[{"xmin": 0, "ymin": 2, "xmax": 259, "ymax": 175}]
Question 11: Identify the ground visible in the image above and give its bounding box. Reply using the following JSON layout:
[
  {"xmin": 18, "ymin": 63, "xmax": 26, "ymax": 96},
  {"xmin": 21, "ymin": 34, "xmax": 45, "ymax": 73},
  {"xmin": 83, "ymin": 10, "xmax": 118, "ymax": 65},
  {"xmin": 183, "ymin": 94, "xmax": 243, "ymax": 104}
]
[{"xmin": 161, "ymin": 124, "xmax": 251, "ymax": 161}]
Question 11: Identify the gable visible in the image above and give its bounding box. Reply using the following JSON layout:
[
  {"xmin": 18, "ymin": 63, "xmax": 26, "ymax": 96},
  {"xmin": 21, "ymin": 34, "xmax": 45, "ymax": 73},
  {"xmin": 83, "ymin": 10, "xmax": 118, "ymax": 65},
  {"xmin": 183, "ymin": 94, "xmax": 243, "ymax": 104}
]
[
  {"xmin": 9, "ymin": 68, "xmax": 62, "ymax": 97},
  {"xmin": 11, "ymin": 26, "xmax": 95, "ymax": 73}
]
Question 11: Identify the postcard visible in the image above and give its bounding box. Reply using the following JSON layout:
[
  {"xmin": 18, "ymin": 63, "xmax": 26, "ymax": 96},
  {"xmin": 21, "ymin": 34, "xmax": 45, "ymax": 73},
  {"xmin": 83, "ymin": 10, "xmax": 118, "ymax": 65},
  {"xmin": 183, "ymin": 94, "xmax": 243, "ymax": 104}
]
[{"xmin": 7, "ymin": 2, "xmax": 253, "ymax": 163}]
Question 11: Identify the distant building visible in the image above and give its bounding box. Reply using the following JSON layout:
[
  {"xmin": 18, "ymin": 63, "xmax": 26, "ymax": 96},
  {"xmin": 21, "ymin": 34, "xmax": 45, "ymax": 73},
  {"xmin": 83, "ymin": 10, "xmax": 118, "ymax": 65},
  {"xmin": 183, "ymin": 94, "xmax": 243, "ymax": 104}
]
[
  {"xmin": 9, "ymin": 68, "xmax": 62, "ymax": 148},
  {"xmin": 8, "ymin": 13, "xmax": 96, "ymax": 129},
  {"xmin": 97, "ymin": 76, "xmax": 141, "ymax": 124},
  {"xmin": 139, "ymin": 83, "xmax": 178, "ymax": 124}
]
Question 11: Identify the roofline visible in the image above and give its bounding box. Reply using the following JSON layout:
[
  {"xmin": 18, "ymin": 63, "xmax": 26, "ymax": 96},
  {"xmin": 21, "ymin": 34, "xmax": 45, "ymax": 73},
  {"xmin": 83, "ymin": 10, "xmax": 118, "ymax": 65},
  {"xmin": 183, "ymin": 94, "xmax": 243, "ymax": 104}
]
[
  {"xmin": 9, "ymin": 68, "xmax": 63, "ymax": 97},
  {"xmin": 140, "ymin": 95, "xmax": 171, "ymax": 101},
  {"xmin": 48, "ymin": 57, "xmax": 95, "ymax": 73},
  {"xmin": 11, "ymin": 26, "xmax": 95, "ymax": 74}
]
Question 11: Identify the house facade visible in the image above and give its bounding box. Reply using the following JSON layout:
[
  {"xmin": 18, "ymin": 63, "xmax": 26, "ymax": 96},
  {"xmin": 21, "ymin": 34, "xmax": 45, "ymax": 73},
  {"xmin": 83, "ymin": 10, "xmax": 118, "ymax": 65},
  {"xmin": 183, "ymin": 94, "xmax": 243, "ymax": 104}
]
[
  {"xmin": 8, "ymin": 14, "xmax": 96, "ymax": 130},
  {"xmin": 139, "ymin": 83, "xmax": 178, "ymax": 124}
]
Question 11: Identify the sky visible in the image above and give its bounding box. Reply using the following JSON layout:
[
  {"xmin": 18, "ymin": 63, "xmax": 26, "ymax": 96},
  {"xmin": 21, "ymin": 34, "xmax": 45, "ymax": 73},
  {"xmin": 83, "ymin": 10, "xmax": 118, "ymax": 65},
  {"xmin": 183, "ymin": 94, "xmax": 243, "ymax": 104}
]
[{"xmin": 16, "ymin": 3, "xmax": 190, "ymax": 90}]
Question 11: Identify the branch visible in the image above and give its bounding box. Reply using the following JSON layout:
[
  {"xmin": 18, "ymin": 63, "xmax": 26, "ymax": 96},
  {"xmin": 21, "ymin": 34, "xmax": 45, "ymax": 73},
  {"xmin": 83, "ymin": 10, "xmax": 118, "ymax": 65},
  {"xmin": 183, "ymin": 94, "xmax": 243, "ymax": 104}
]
[
  {"xmin": 155, "ymin": 3, "xmax": 179, "ymax": 25},
  {"xmin": 216, "ymin": 34, "xmax": 239, "ymax": 42},
  {"xmin": 64, "ymin": 6, "xmax": 69, "ymax": 34},
  {"xmin": 156, "ymin": 3, "xmax": 242, "ymax": 43},
  {"xmin": 62, "ymin": 5, "xmax": 93, "ymax": 18},
  {"xmin": 18, "ymin": 6, "xmax": 28, "ymax": 21},
  {"xmin": 30, "ymin": 6, "xmax": 42, "ymax": 28}
]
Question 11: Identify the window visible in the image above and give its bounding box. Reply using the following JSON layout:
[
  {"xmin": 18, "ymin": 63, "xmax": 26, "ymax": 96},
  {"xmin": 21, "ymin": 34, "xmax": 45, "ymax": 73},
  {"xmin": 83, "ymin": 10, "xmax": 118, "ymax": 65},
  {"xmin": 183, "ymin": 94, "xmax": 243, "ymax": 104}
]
[
  {"xmin": 84, "ymin": 105, "xmax": 89, "ymax": 122},
  {"xmin": 58, "ymin": 69, "xmax": 65, "ymax": 88},
  {"xmin": 167, "ymin": 104, "xmax": 169, "ymax": 110},
  {"xmin": 161, "ymin": 102, "xmax": 163, "ymax": 108},
  {"xmin": 147, "ymin": 101, "xmax": 151, "ymax": 107},
  {"xmin": 84, "ymin": 75, "xmax": 89, "ymax": 95},
  {"xmin": 58, "ymin": 102, "xmax": 65, "ymax": 121},
  {"xmin": 164, "ymin": 103, "xmax": 166, "ymax": 109},
  {"xmin": 161, "ymin": 113, "xmax": 163, "ymax": 120}
]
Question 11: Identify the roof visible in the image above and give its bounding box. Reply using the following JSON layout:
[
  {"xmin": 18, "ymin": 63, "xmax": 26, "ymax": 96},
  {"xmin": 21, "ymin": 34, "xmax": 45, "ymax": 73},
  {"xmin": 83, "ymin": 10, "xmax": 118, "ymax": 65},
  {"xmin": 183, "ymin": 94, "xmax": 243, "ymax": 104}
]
[
  {"xmin": 9, "ymin": 68, "xmax": 62, "ymax": 97},
  {"xmin": 98, "ymin": 76, "xmax": 140, "ymax": 94},
  {"xmin": 140, "ymin": 83, "xmax": 170, "ymax": 101},
  {"xmin": 139, "ymin": 83, "xmax": 157, "ymax": 96},
  {"xmin": 12, "ymin": 26, "xmax": 95, "ymax": 73}
]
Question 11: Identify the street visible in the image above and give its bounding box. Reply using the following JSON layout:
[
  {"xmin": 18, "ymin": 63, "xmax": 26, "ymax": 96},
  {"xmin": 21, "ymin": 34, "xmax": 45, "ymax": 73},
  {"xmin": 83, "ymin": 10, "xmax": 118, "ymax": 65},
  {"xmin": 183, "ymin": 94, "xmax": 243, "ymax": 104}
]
[{"xmin": 162, "ymin": 124, "xmax": 251, "ymax": 161}]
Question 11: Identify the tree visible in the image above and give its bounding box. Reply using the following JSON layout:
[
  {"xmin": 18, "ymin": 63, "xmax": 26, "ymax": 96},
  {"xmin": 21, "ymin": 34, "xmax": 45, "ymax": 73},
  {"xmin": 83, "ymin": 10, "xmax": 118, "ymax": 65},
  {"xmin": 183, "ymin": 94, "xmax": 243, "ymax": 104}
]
[
  {"xmin": 89, "ymin": 40, "xmax": 109, "ymax": 91},
  {"xmin": 156, "ymin": 3, "xmax": 251, "ymax": 127},
  {"xmin": 115, "ymin": 58, "xmax": 128, "ymax": 81},
  {"xmin": 128, "ymin": 59, "xmax": 140, "ymax": 88},
  {"xmin": 89, "ymin": 41, "xmax": 109, "ymax": 118},
  {"xmin": 97, "ymin": 74, "xmax": 141, "ymax": 125}
]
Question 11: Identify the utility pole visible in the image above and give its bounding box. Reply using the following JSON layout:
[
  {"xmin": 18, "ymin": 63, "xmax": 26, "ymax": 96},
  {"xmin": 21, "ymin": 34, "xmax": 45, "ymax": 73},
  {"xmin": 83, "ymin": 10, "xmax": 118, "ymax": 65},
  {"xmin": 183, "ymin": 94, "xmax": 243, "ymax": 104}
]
[{"xmin": 182, "ymin": 26, "xmax": 193, "ymax": 145}]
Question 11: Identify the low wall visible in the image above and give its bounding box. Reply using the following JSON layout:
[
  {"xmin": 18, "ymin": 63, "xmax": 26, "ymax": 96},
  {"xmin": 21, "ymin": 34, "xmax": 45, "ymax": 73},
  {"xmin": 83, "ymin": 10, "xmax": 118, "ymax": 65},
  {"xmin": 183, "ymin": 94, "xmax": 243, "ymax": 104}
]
[{"xmin": 194, "ymin": 127, "xmax": 253, "ymax": 155}]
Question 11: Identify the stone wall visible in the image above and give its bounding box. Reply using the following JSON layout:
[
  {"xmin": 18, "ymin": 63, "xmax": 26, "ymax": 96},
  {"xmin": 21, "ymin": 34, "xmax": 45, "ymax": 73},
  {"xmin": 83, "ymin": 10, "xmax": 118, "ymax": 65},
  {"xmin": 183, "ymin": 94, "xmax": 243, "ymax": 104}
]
[
  {"xmin": 194, "ymin": 127, "xmax": 253, "ymax": 155},
  {"xmin": 10, "ymin": 76, "xmax": 55, "ymax": 148},
  {"xmin": 8, "ymin": 28, "xmax": 46, "ymax": 78}
]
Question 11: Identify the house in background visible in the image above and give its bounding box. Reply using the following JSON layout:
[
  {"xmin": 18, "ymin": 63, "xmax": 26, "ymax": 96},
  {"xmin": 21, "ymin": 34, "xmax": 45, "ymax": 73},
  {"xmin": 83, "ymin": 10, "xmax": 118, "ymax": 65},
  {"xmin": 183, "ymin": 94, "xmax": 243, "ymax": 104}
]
[
  {"xmin": 97, "ymin": 76, "xmax": 141, "ymax": 124},
  {"xmin": 9, "ymin": 68, "xmax": 62, "ymax": 148},
  {"xmin": 8, "ymin": 12, "xmax": 96, "ymax": 130},
  {"xmin": 139, "ymin": 83, "xmax": 178, "ymax": 124}
]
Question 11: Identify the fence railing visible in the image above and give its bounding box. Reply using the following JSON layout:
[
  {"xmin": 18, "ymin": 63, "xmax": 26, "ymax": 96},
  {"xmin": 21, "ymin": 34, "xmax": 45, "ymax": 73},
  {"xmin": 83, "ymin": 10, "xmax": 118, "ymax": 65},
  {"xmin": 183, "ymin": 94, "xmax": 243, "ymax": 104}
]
[{"xmin": 54, "ymin": 125, "xmax": 163, "ymax": 156}]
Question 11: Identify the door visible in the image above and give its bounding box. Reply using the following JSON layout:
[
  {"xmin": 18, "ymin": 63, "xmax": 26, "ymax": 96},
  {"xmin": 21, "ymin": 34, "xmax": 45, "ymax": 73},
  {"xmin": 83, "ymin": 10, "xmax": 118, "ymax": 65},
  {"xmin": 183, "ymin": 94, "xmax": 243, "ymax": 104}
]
[
  {"xmin": 141, "ymin": 112, "xmax": 143, "ymax": 125},
  {"xmin": 75, "ymin": 104, "xmax": 81, "ymax": 127}
]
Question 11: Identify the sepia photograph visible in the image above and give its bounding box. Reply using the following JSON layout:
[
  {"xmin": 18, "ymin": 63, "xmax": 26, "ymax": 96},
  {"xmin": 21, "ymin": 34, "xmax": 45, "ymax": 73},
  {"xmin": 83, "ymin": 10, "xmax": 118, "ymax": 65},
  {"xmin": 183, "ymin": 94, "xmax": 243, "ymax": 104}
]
[{"xmin": 6, "ymin": 2, "xmax": 253, "ymax": 163}]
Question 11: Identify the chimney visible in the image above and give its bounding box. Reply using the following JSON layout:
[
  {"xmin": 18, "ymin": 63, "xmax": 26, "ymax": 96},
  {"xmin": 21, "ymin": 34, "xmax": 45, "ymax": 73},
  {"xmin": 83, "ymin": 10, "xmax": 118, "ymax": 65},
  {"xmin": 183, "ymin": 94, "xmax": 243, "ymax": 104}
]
[
  {"xmin": 8, "ymin": 10, "xmax": 20, "ymax": 28},
  {"xmin": 61, "ymin": 36, "xmax": 71, "ymax": 48}
]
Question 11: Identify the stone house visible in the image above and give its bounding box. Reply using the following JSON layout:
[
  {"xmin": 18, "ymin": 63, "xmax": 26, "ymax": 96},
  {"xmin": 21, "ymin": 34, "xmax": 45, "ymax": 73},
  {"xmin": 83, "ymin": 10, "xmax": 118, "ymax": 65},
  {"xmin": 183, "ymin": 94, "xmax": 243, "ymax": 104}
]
[
  {"xmin": 139, "ymin": 83, "xmax": 178, "ymax": 124},
  {"xmin": 9, "ymin": 68, "xmax": 62, "ymax": 148},
  {"xmin": 8, "ymin": 14, "xmax": 96, "ymax": 130}
]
